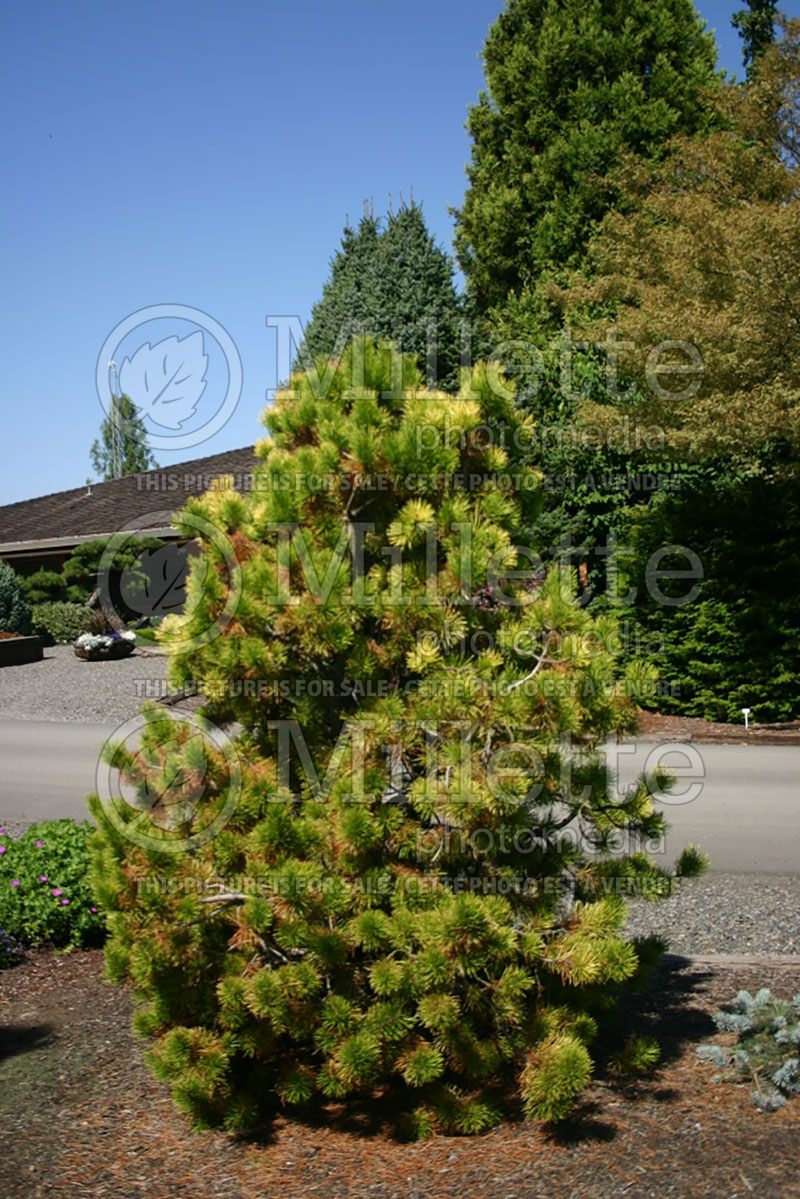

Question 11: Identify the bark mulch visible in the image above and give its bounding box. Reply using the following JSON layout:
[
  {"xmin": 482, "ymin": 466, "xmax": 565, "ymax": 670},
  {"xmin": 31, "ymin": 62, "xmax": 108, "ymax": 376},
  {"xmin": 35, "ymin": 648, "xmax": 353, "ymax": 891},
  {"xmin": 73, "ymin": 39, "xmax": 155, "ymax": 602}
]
[
  {"xmin": 634, "ymin": 711, "xmax": 800, "ymax": 746},
  {"xmin": 1, "ymin": 950, "xmax": 799, "ymax": 1199}
]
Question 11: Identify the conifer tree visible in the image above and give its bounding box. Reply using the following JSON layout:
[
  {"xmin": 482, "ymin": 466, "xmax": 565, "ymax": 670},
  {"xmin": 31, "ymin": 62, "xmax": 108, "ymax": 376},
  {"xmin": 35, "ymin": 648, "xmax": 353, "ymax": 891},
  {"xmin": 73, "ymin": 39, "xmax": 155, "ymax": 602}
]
[
  {"xmin": 453, "ymin": 0, "xmax": 720, "ymax": 314},
  {"xmin": 297, "ymin": 202, "xmax": 462, "ymax": 390},
  {"xmin": 296, "ymin": 210, "xmax": 381, "ymax": 370},
  {"xmin": 90, "ymin": 339, "xmax": 702, "ymax": 1136},
  {"xmin": 90, "ymin": 393, "xmax": 158, "ymax": 480},
  {"xmin": 733, "ymin": 0, "xmax": 778, "ymax": 75}
]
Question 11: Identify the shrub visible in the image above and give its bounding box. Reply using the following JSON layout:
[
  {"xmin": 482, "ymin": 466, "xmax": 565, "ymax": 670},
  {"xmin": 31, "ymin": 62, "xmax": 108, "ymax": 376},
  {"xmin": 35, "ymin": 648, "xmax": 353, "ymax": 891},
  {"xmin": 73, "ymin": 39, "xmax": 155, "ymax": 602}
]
[
  {"xmin": 0, "ymin": 561, "xmax": 32, "ymax": 635},
  {"xmin": 623, "ymin": 475, "xmax": 800, "ymax": 722},
  {"xmin": 697, "ymin": 988, "xmax": 800, "ymax": 1110},
  {"xmin": 0, "ymin": 820, "xmax": 104, "ymax": 951},
  {"xmin": 90, "ymin": 339, "xmax": 701, "ymax": 1136},
  {"xmin": 31, "ymin": 601, "xmax": 90, "ymax": 644},
  {"xmin": 62, "ymin": 535, "xmax": 164, "ymax": 615},
  {"xmin": 22, "ymin": 568, "xmax": 69, "ymax": 605}
]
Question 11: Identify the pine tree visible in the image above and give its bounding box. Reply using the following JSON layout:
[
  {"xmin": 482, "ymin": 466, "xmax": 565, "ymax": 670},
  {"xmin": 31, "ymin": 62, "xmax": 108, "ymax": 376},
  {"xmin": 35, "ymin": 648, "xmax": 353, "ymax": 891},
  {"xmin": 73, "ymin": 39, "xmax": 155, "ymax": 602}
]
[
  {"xmin": 452, "ymin": 0, "xmax": 720, "ymax": 314},
  {"xmin": 733, "ymin": 0, "xmax": 778, "ymax": 75},
  {"xmin": 90, "ymin": 339, "xmax": 702, "ymax": 1136},
  {"xmin": 297, "ymin": 201, "xmax": 462, "ymax": 391},
  {"xmin": 90, "ymin": 393, "xmax": 158, "ymax": 480}
]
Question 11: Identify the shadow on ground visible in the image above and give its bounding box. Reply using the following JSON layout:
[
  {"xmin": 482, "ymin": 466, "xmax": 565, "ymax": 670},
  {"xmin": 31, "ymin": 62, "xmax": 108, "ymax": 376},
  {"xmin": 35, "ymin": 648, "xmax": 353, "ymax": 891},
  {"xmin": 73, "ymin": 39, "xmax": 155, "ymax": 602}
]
[{"xmin": 0, "ymin": 1022, "xmax": 54, "ymax": 1064}]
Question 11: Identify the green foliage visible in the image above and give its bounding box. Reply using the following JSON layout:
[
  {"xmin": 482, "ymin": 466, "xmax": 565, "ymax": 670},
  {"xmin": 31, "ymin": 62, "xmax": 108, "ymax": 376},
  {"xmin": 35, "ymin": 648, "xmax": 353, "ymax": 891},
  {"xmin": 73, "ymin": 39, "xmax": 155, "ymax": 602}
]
[
  {"xmin": 61, "ymin": 535, "xmax": 165, "ymax": 621},
  {"xmin": 622, "ymin": 475, "xmax": 800, "ymax": 721},
  {"xmin": 610, "ymin": 1033, "xmax": 660, "ymax": 1074},
  {"xmin": 90, "ymin": 392, "xmax": 158, "ymax": 480},
  {"xmin": 558, "ymin": 23, "xmax": 800, "ymax": 476},
  {"xmin": 697, "ymin": 988, "xmax": 800, "ymax": 1110},
  {"xmin": 20, "ymin": 535, "xmax": 165, "ymax": 621},
  {"xmin": 0, "ymin": 560, "xmax": 32, "ymax": 635},
  {"xmin": 22, "ymin": 569, "xmax": 71, "ymax": 606},
  {"xmin": 91, "ymin": 339, "xmax": 696, "ymax": 1136},
  {"xmin": 0, "ymin": 820, "xmax": 105, "ymax": 951},
  {"xmin": 489, "ymin": 24, "xmax": 800, "ymax": 723},
  {"xmin": 298, "ymin": 202, "xmax": 462, "ymax": 391},
  {"xmin": 520, "ymin": 1033, "xmax": 593, "ymax": 1121},
  {"xmin": 674, "ymin": 845, "xmax": 709, "ymax": 879},
  {"xmin": 453, "ymin": 0, "xmax": 720, "ymax": 312},
  {"xmin": 31, "ymin": 601, "xmax": 90, "ymax": 644},
  {"xmin": 62, "ymin": 535, "xmax": 161, "ymax": 597},
  {"xmin": 733, "ymin": 0, "xmax": 778, "ymax": 74},
  {"xmin": 0, "ymin": 928, "xmax": 26, "ymax": 968}
]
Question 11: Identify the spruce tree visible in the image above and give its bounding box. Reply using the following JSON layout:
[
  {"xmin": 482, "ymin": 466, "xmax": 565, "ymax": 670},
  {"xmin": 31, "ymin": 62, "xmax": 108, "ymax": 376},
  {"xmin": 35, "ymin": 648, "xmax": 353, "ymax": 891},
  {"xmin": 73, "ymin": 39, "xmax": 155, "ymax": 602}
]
[
  {"xmin": 297, "ymin": 202, "xmax": 462, "ymax": 391},
  {"xmin": 90, "ymin": 339, "xmax": 702, "ymax": 1136},
  {"xmin": 296, "ymin": 210, "xmax": 381, "ymax": 370},
  {"xmin": 453, "ymin": 0, "xmax": 720, "ymax": 313}
]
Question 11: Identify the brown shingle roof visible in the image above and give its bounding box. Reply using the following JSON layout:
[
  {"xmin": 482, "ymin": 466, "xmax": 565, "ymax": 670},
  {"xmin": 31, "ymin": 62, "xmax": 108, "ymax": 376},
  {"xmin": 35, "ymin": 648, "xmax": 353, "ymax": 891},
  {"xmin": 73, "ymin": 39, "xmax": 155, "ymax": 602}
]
[{"xmin": 0, "ymin": 447, "xmax": 259, "ymax": 549}]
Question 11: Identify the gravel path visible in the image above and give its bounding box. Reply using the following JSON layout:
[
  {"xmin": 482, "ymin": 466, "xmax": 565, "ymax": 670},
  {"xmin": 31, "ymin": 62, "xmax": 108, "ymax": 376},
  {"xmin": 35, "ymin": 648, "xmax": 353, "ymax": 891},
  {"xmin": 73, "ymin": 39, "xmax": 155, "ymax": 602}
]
[
  {"xmin": 0, "ymin": 644, "xmax": 168, "ymax": 724},
  {"xmin": 624, "ymin": 872, "xmax": 800, "ymax": 956}
]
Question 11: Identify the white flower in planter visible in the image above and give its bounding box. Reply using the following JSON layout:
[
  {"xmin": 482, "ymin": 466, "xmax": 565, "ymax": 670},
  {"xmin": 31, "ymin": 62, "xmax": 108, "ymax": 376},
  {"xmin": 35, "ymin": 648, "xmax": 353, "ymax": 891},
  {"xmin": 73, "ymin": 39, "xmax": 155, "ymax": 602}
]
[{"xmin": 74, "ymin": 629, "xmax": 137, "ymax": 655}]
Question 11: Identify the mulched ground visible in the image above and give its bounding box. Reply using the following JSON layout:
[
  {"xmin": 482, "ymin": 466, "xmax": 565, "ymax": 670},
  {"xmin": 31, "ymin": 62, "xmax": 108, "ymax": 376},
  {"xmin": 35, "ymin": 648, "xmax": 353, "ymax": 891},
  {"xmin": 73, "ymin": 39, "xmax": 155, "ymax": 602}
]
[
  {"xmin": 1, "ymin": 951, "xmax": 799, "ymax": 1199},
  {"xmin": 635, "ymin": 711, "xmax": 800, "ymax": 746}
]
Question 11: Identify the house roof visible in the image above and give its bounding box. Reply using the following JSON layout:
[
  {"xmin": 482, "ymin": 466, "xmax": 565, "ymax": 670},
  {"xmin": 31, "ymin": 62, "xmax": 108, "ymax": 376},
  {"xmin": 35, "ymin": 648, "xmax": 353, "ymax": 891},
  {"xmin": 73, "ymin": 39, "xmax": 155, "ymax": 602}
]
[{"xmin": 0, "ymin": 446, "xmax": 259, "ymax": 553}]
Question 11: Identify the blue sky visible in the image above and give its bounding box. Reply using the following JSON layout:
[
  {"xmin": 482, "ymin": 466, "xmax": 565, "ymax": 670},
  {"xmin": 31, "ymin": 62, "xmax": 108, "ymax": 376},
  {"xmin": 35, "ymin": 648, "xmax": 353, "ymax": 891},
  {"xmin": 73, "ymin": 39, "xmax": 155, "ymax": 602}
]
[{"xmin": 0, "ymin": 0, "xmax": 791, "ymax": 506}]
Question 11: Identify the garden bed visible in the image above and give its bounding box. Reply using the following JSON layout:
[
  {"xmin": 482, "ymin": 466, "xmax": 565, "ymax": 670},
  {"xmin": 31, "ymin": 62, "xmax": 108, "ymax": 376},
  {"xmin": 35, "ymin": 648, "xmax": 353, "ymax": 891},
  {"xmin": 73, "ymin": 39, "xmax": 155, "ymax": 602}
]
[
  {"xmin": 635, "ymin": 711, "xmax": 800, "ymax": 746},
  {"xmin": 0, "ymin": 950, "xmax": 798, "ymax": 1199},
  {"xmin": 0, "ymin": 635, "xmax": 43, "ymax": 668}
]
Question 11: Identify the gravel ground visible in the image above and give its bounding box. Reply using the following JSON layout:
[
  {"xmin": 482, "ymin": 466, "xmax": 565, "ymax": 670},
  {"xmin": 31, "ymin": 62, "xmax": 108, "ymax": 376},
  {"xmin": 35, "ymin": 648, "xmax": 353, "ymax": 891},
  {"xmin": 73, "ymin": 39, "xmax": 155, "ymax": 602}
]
[
  {"xmin": 0, "ymin": 643, "xmax": 168, "ymax": 724},
  {"xmin": 624, "ymin": 872, "xmax": 800, "ymax": 956}
]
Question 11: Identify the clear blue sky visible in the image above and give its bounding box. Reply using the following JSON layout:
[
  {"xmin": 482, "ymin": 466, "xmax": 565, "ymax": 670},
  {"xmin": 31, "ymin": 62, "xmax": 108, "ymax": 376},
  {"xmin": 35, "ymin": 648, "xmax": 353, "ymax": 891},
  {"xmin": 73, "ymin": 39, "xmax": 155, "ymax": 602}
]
[{"xmin": 0, "ymin": 0, "xmax": 791, "ymax": 506}]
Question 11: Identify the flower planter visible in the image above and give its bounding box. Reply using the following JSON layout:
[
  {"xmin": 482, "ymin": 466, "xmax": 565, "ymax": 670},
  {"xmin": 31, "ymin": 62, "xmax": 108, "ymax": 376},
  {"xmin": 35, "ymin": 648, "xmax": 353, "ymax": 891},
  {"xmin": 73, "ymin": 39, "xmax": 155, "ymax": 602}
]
[
  {"xmin": 0, "ymin": 634, "xmax": 44, "ymax": 667},
  {"xmin": 74, "ymin": 633, "xmax": 136, "ymax": 662}
]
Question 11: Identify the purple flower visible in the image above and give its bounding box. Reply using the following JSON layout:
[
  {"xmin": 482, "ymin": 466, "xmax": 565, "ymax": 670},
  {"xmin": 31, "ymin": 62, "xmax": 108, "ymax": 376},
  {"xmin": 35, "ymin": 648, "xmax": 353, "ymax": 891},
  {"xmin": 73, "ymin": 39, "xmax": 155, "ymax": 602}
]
[
  {"xmin": 90, "ymin": 906, "xmax": 97, "ymax": 913},
  {"xmin": 35, "ymin": 840, "xmax": 44, "ymax": 848},
  {"xmin": 11, "ymin": 880, "xmax": 20, "ymax": 887},
  {"xmin": 39, "ymin": 875, "xmax": 47, "ymax": 883},
  {"xmin": 61, "ymin": 898, "xmax": 70, "ymax": 906},
  {"xmin": 0, "ymin": 846, "xmax": 6, "ymax": 854},
  {"xmin": 51, "ymin": 888, "xmax": 62, "ymax": 896}
]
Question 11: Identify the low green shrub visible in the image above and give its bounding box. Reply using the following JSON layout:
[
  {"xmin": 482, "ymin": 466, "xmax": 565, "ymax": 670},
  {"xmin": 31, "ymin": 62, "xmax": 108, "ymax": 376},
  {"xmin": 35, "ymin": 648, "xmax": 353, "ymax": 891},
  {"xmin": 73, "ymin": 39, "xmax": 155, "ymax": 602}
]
[
  {"xmin": 697, "ymin": 988, "xmax": 800, "ymax": 1110},
  {"xmin": 0, "ymin": 561, "xmax": 32, "ymax": 635},
  {"xmin": 0, "ymin": 820, "xmax": 104, "ymax": 951},
  {"xmin": 31, "ymin": 601, "xmax": 90, "ymax": 644}
]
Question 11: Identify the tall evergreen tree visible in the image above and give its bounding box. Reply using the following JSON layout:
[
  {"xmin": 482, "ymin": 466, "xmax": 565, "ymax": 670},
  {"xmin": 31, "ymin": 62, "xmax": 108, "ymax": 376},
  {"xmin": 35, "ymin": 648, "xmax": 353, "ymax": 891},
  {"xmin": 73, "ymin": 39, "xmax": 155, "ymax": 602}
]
[
  {"xmin": 297, "ymin": 209, "xmax": 381, "ymax": 369},
  {"xmin": 90, "ymin": 393, "xmax": 158, "ymax": 480},
  {"xmin": 453, "ymin": 0, "xmax": 720, "ymax": 314},
  {"xmin": 296, "ymin": 201, "xmax": 462, "ymax": 391},
  {"xmin": 733, "ymin": 0, "xmax": 778, "ymax": 75}
]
